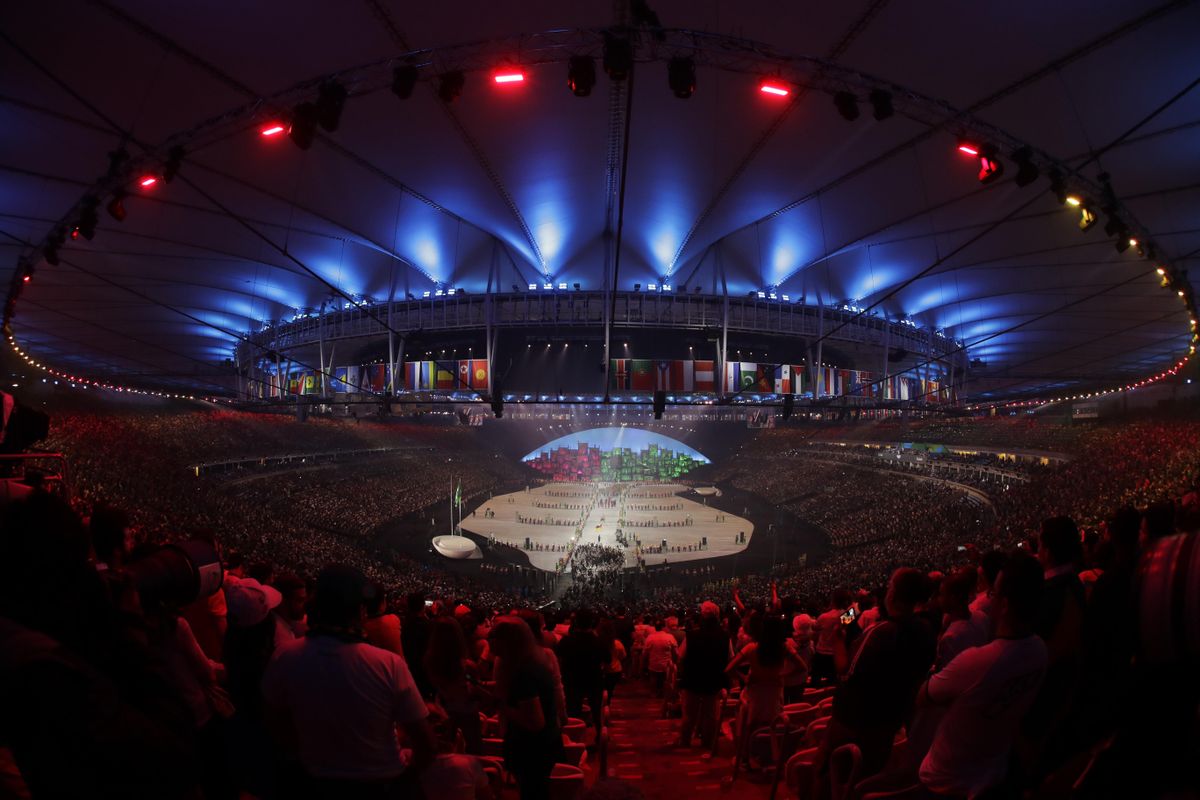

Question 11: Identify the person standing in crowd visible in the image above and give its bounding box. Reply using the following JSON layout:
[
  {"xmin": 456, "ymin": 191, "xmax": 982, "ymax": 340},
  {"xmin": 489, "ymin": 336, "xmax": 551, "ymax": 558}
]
[
  {"xmin": 364, "ymin": 586, "xmax": 402, "ymax": 655},
  {"xmin": 811, "ymin": 588, "xmax": 851, "ymax": 686},
  {"xmin": 223, "ymin": 577, "xmax": 285, "ymax": 799},
  {"xmin": 402, "ymin": 591, "xmax": 434, "ymax": 697},
  {"xmin": 88, "ymin": 503, "xmax": 130, "ymax": 573},
  {"xmin": 489, "ymin": 616, "xmax": 562, "ymax": 800},
  {"xmin": 677, "ymin": 601, "xmax": 732, "ymax": 748},
  {"xmin": 934, "ymin": 567, "xmax": 989, "ymax": 672},
  {"xmin": 1021, "ymin": 516, "xmax": 1085, "ymax": 775},
  {"xmin": 425, "ymin": 615, "xmax": 483, "ymax": 754},
  {"xmin": 815, "ymin": 568, "xmax": 936, "ymax": 793},
  {"xmin": 516, "ymin": 609, "xmax": 567, "ymax": 724},
  {"xmin": 970, "ymin": 550, "xmax": 1008, "ymax": 633},
  {"xmin": 262, "ymin": 564, "xmax": 435, "ymax": 796},
  {"xmin": 612, "ymin": 606, "xmax": 635, "ymax": 673},
  {"xmin": 726, "ymin": 614, "xmax": 807, "ymax": 753},
  {"xmin": 596, "ymin": 618, "xmax": 626, "ymax": 705},
  {"xmin": 643, "ymin": 618, "xmax": 678, "ymax": 696},
  {"xmin": 784, "ymin": 613, "xmax": 815, "ymax": 704},
  {"xmin": 556, "ymin": 609, "xmax": 606, "ymax": 729},
  {"xmin": 855, "ymin": 592, "xmax": 881, "ymax": 632},
  {"xmin": 271, "ymin": 572, "xmax": 308, "ymax": 644},
  {"xmin": 181, "ymin": 535, "xmax": 235, "ymax": 661},
  {"xmin": 917, "ymin": 552, "xmax": 1048, "ymax": 799}
]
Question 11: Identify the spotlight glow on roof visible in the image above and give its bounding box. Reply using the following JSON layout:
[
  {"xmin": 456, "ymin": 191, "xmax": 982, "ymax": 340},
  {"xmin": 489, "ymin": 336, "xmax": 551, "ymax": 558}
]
[
  {"xmin": 139, "ymin": 176, "xmax": 158, "ymax": 188},
  {"xmin": 957, "ymin": 143, "xmax": 980, "ymax": 156},
  {"xmin": 494, "ymin": 71, "xmax": 525, "ymax": 84},
  {"xmin": 759, "ymin": 81, "xmax": 790, "ymax": 97},
  {"xmin": 1065, "ymin": 195, "xmax": 1082, "ymax": 207},
  {"xmin": 260, "ymin": 124, "xmax": 286, "ymax": 137}
]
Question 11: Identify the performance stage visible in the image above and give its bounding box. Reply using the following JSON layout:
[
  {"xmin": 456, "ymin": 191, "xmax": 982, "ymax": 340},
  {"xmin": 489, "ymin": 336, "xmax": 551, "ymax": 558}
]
[{"xmin": 458, "ymin": 481, "xmax": 754, "ymax": 572}]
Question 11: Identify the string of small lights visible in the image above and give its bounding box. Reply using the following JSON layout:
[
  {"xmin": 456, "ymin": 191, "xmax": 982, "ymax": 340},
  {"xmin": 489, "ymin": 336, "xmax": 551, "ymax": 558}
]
[{"xmin": 6, "ymin": 331, "xmax": 228, "ymax": 403}]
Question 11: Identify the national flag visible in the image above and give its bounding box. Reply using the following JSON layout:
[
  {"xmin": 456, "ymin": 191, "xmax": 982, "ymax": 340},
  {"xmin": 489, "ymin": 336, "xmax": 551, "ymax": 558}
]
[
  {"xmin": 331, "ymin": 367, "xmax": 349, "ymax": 392},
  {"xmin": 754, "ymin": 364, "xmax": 773, "ymax": 393},
  {"xmin": 655, "ymin": 361, "xmax": 672, "ymax": 391},
  {"xmin": 693, "ymin": 360, "xmax": 714, "ymax": 392},
  {"xmin": 610, "ymin": 359, "xmax": 630, "ymax": 391},
  {"xmin": 741, "ymin": 363, "xmax": 759, "ymax": 392},
  {"xmin": 858, "ymin": 370, "xmax": 874, "ymax": 398},
  {"xmin": 404, "ymin": 362, "xmax": 418, "ymax": 391},
  {"xmin": 724, "ymin": 362, "xmax": 739, "ymax": 393},
  {"xmin": 303, "ymin": 373, "xmax": 317, "ymax": 394},
  {"xmin": 346, "ymin": 365, "xmax": 361, "ymax": 393},
  {"xmin": 435, "ymin": 362, "xmax": 456, "ymax": 390},
  {"xmin": 678, "ymin": 359, "xmax": 694, "ymax": 391},
  {"xmin": 792, "ymin": 365, "xmax": 805, "ymax": 395},
  {"xmin": 827, "ymin": 367, "xmax": 839, "ymax": 396},
  {"xmin": 653, "ymin": 360, "xmax": 692, "ymax": 391},
  {"xmin": 630, "ymin": 360, "xmax": 654, "ymax": 391},
  {"xmin": 469, "ymin": 359, "xmax": 488, "ymax": 390},
  {"xmin": 287, "ymin": 377, "xmax": 300, "ymax": 395},
  {"xmin": 454, "ymin": 479, "xmax": 462, "ymax": 508},
  {"xmin": 367, "ymin": 364, "xmax": 386, "ymax": 392},
  {"xmin": 775, "ymin": 364, "xmax": 790, "ymax": 394},
  {"xmin": 843, "ymin": 369, "xmax": 860, "ymax": 397}
]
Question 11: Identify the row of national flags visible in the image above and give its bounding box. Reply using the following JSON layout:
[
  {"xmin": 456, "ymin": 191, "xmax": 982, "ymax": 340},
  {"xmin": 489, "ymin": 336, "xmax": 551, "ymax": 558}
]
[
  {"xmin": 721, "ymin": 362, "xmax": 953, "ymax": 402},
  {"xmin": 609, "ymin": 359, "xmax": 716, "ymax": 392},
  {"xmin": 606, "ymin": 359, "xmax": 952, "ymax": 401},
  {"xmin": 283, "ymin": 359, "xmax": 490, "ymax": 395},
  {"xmin": 271, "ymin": 356, "xmax": 950, "ymax": 403}
]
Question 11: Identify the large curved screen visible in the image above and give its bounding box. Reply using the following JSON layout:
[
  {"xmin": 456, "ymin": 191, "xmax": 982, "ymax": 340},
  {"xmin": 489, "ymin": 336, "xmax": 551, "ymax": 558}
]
[{"xmin": 522, "ymin": 427, "xmax": 710, "ymax": 482}]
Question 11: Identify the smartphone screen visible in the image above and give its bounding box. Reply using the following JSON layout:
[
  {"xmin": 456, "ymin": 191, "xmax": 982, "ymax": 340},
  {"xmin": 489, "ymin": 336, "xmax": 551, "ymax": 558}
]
[{"xmin": 839, "ymin": 606, "xmax": 858, "ymax": 625}]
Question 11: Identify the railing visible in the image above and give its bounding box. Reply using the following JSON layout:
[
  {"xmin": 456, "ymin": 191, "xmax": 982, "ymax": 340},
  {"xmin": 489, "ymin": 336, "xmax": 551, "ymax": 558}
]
[{"xmin": 238, "ymin": 291, "xmax": 957, "ymax": 365}]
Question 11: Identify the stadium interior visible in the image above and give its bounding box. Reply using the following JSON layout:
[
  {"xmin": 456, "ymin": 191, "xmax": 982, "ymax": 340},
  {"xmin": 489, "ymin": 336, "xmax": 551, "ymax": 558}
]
[{"xmin": 2, "ymin": 2, "xmax": 1200, "ymax": 799}]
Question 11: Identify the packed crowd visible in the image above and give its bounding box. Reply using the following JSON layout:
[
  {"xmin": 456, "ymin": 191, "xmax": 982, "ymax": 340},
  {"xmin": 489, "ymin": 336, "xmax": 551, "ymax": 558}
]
[
  {"xmin": 779, "ymin": 415, "xmax": 1089, "ymax": 451},
  {"xmin": 4, "ymin": 406, "xmax": 1200, "ymax": 798},
  {"xmin": 41, "ymin": 408, "xmax": 542, "ymax": 610},
  {"xmin": 559, "ymin": 544, "xmax": 626, "ymax": 608},
  {"xmin": 3, "ymin": 478, "xmax": 1196, "ymax": 799}
]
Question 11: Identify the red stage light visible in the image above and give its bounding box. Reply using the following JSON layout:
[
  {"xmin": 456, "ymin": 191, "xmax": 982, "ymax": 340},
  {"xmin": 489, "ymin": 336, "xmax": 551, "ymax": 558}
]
[
  {"xmin": 139, "ymin": 176, "xmax": 158, "ymax": 188},
  {"xmin": 957, "ymin": 142, "xmax": 980, "ymax": 156},
  {"xmin": 70, "ymin": 227, "xmax": 79, "ymax": 240},
  {"xmin": 260, "ymin": 123, "xmax": 286, "ymax": 137},
  {"xmin": 494, "ymin": 71, "xmax": 525, "ymax": 84},
  {"xmin": 759, "ymin": 81, "xmax": 790, "ymax": 97},
  {"xmin": 22, "ymin": 274, "xmax": 30, "ymax": 283},
  {"xmin": 978, "ymin": 155, "xmax": 1003, "ymax": 184}
]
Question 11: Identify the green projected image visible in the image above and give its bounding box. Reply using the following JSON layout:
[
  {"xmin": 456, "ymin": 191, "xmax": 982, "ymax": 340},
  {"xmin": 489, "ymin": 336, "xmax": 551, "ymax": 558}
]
[{"xmin": 522, "ymin": 428, "xmax": 709, "ymax": 482}]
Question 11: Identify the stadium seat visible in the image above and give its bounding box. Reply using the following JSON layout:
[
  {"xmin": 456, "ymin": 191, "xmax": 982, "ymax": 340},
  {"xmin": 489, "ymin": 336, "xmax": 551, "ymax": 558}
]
[
  {"xmin": 783, "ymin": 745, "xmax": 820, "ymax": 797},
  {"xmin": 802, "ymin": 716, "xmax": 832, "ymax": 748},
  {"xmin": 829, "ymin": 743, "xmax": 862, "ymax": 800},
  {"xmin": 561, "ymin": 741, "xmax": 587, "ymax": 768},
  {"xmin": 562, "ymin": 718, "xmax": 588, "ymax": 744},
  {"xmin": 548, "ymin": 763, "xmax": 585, "ymax": 800}
]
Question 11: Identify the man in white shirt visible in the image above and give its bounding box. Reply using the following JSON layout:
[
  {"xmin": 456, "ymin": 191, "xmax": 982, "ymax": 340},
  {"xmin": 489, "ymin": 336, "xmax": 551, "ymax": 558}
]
[
  {"xmin": 643, "ymin": 620, "xmax": 678, "ymax": 696},
  {"xmin": 917, "ymin": 552, "xmax": 1048, "ymax": 799},
  {"xmin": 263, "ymin": 564, "xmax": 435, "ymax": 794}
]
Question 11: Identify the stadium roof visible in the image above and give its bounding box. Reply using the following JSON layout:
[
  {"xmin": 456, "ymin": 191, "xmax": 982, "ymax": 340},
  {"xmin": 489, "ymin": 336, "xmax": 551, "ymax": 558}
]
[{"xmin": 2, "ymin": 0, "xmax": 1198, "ymax": 399}]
